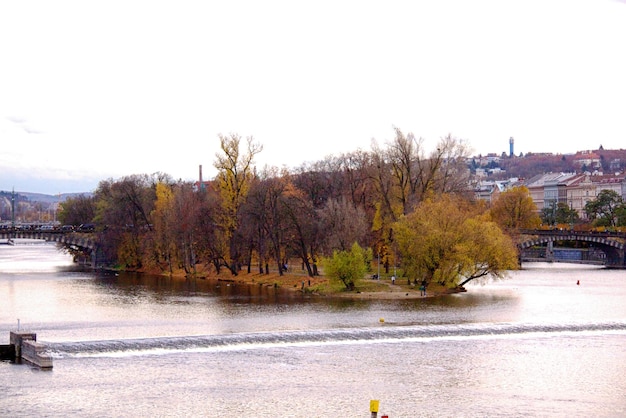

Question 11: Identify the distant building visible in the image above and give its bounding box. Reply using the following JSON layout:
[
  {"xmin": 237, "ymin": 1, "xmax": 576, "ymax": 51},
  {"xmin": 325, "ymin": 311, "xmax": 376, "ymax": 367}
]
[
  {"xmin": 573, "ymin": 151, "xmax": 601, "ymax": 169},
  {"xmin": 525, "ymin": 172, "xmax": 579, "ymax": 213},
  {"xmin": 608, "ymin": 158, "xmax": 622, "ymax": 172},
  {"xmin": 193, "ymin": 164, "xmax": 212, "ymax": 192},
  {"xmin": 475, "ymin": 168, "xmax": 487, "ymax": 178},
  {"xmin": 522, "ymin": 172, "xmax": 626, "ymax": 219},
  {"xmin": 565, "ymin": 175, "xmax": 595, "ymax": 218},
  {"xmin": 593, "ymin": 175, "xmax": 624, "ymax": 196},
  {"xmin": 473, "ymin": 153, "xmax": 501, "ymax": 167},
  {"xmin": 474, "ymin": 181, "xmax": 502, "ymax": 203},
  {"xmin": 473, "ymin": 178, "xmax": 520, "ymax": 203}
]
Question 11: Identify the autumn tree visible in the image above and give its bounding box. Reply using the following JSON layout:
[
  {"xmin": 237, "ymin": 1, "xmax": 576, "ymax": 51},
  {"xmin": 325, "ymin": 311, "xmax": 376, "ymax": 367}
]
[
  {"xmin": 291, "ymin": 154, "xmax": 376, "ymax": 276},
  {"xmin": 281, "ymin": 178, "xmax": 325, "ymax": 277},
  {"xmin": 243, "ymin": 166, "xmax": 290, "ymax": 275},
  {"xmin": 370, "ymin": 139, "xmax": 400, "ymax": 222},
  {"xmin": 489, "ymin": 186, "xmax": 541, "ymax": 233},
  {"xmin": 240, "ymin": 175, "xmax": 271, "ymax": 274},
  {"xmin": 394, "ymin": 195, "xmax": 518, "ymax": 288},
  {"xmin": 94, "ymin": 174, "xmax": 159, "ymax": 268},
  {"xmin": 169, "ymin": 182, "xmax": 204, "ymax": 276},
  {"xmin": 584, "ymin": 189, "xmax": 626, "ymax": 227},
  {"xmin": 369, "ymin": 140, "xmax": 400, "ymax": 272},
  {"xmin": 292, "ymin": 158, "xmax": 340, "ymax": 210},
  {"xmin": 385, "ymin": 130, "xmax": 471, "ymax": 213},
  {"xmin": 454, "ymin": 217, "xmax": 520, "ymax": 286},
  {"xmin": 370, "ymin": 129, "xmax": 472, "ymax": 275},
  {"xmin": 318, "ymin": 197, "xmax": 369, "ymax": 253},
  {"xmin": 432, "ymin": 133, "xmax": 472, "ymax": 197},
  {"xmin": 322, "ymin": 242, "xmax": 372, "ymax": 291},
  {"xmin": 58, "ymin": 194, "xmax": 96, "ymax": 226},
  {"xmin": 335, "ymin": 150, "xmax": 374, "ymax": 211},
  {"xmin": 193, "ymin": 183, "xmax": 229, "ymax": 274},
  {"xmin": 387, "ymin": 128, "xmax": 419, "ymax": 216},
  {"xmin": 540, "ymin": 203, "xmax": 557, "ymax": 226},
  {"xmin": 213, "ymin": 133, "xmax": 262, "ymax": 274},
  {"xmin": 152, "ymin": 181, "xmax": 177, "ymax": 274},
  {"xmin": 554, "ymin": 202, "xmax": 579, "ymax": 226}
]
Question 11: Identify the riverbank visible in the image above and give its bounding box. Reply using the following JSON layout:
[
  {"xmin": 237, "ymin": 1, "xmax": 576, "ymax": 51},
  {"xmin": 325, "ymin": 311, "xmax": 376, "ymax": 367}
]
[
  {"xmin": 129, "ymin": 262, "xmax": 464, "ymax": 299},
  {"xmin": 165, "ymin": 268, "xmax": 463, "ymax": 300}
]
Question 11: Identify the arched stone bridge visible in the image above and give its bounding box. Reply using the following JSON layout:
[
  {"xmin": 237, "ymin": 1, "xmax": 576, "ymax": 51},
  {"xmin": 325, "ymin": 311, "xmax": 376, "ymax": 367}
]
[
  {"xmin": 0, "ymin": 231, "xmax": 98, "ymax": 266},
  {"xmin": 519, "ymin": 229, "xmax": 626, "ymax": 267}
]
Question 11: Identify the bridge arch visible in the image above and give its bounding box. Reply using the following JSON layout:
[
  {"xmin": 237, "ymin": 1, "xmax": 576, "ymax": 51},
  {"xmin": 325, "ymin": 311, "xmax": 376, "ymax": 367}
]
[{"xmin": 519, "ymin": 231, "xmax": 625, "ymax": 267}]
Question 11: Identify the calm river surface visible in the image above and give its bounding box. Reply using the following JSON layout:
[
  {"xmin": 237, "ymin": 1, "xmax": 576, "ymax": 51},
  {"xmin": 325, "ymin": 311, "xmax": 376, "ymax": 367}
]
[{"xmin": 1, "ymin": 243, "xmax": 625, "ymax": 417}]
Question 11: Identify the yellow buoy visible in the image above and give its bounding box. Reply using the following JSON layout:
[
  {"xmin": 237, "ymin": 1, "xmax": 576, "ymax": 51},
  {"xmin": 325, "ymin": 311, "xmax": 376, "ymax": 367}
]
[{"xmin": 379, "ymin": 318, "xmax": 385, "ymax": 323}]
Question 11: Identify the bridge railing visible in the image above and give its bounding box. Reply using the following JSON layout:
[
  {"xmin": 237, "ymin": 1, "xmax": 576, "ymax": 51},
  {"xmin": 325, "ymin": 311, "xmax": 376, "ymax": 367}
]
[{"xmin": 520, "ymin": 229, "xmax": 626, "ymax": 238}]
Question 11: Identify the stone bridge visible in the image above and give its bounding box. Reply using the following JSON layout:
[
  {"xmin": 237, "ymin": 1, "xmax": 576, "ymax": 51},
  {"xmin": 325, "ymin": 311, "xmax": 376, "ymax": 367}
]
[{"xmin": 518, "ymin": 229, "xmax": 626, "ymax": 267}]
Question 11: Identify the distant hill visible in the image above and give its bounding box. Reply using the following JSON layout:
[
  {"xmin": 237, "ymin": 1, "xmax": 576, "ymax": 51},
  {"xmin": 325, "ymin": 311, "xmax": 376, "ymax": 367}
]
[
  {"xmin": 0, "ymin": 190, "xmax": 92, "ymax": 204},
  {"xmin": 490, "ymin": 148, "xmax": 626, "ymax": 180}
]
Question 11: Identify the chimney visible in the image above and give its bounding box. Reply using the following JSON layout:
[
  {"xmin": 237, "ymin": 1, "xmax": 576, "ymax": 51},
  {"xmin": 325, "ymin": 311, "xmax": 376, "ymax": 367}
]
[{"xmin": 198, "ymin": 165, "xmax": 204, "ymax": 191}]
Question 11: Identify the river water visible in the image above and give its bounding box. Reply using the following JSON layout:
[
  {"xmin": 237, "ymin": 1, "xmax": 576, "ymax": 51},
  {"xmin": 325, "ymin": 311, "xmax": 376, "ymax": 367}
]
[{"xmin": 1, "ymin": 243, "xmax": 625, "ymax": 417}]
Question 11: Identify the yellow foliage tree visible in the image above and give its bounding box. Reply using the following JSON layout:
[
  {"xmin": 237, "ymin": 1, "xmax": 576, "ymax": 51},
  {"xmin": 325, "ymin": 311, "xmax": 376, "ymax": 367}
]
[
  {"xmin": 213, "ymin": 133, "xmax": 263, "ymax": 273},
  {"xmin": 322, "ymin": 242, "xmax": 371, "ymax": 291},
  {"xmin": 152, "ymin": 182, "xmax": 177, "ymax": 274},
  {"xmin": 489, "ymin": 186, "xmax": 541, "ymax": 233},
  {"xmin": 395, "ymin": 195, "xmax": 518, "ymax": 288}
]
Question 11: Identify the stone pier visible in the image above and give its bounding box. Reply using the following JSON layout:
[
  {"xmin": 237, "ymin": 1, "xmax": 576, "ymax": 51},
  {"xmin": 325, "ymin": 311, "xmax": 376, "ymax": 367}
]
[{"xmin": 7, "ymin": 331, "xmax": 53, "ymax": 369}]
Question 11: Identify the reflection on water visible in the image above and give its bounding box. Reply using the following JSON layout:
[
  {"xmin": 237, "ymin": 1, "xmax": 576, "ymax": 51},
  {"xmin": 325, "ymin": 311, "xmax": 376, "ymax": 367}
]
[
  {"xmin": 1, "ymin": 245, "xmax": 625, "ymax": 417},
  {"xmin": 93, "ymin": 271, "xmax": 308, "ymax": 304}
]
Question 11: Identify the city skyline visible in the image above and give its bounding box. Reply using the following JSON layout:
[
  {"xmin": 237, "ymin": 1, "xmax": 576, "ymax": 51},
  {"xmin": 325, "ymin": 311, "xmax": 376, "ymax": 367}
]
[{"xmin": 2, "ymin": 143, "xmax": 623, "ymax": 197}]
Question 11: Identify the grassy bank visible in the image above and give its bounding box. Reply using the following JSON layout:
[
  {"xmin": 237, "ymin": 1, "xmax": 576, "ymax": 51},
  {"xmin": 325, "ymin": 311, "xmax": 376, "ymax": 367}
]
[
  {"xmin": 167, "ymin": 267, "xmax": 461, "ymax": 299},
  {"xmin": 130, "ymin": 263, "xmax": 462, "ymax": 299}
]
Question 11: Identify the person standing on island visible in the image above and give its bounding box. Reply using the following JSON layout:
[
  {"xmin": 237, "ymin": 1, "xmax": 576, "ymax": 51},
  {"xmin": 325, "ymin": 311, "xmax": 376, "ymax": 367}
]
[{"xmin": 391, "ymin": 275, "xmax": 395, "ymax": 285}]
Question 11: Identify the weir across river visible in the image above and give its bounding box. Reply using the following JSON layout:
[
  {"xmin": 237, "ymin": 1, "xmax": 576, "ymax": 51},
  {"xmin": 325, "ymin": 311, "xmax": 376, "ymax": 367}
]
[{"xmin": 0, "ymin": 230, "xmax": 98, "ymax": 267}]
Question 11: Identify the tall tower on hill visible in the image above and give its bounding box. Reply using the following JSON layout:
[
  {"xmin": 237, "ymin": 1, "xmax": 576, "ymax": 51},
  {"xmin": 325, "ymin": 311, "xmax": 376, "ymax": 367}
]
[{"xmin": 509, "ymin": 137, "xmax": 514, "ymax": 157}]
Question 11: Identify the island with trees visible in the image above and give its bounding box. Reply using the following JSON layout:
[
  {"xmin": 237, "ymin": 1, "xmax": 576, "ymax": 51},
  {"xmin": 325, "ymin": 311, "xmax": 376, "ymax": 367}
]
[{"xmin": 44, "ymin": 130, "xmax": 625, "ymax": 298}]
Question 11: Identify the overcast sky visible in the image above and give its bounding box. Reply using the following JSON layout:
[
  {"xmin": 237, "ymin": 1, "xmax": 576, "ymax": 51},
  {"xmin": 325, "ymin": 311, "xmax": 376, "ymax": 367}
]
[{"xmin": 1, "ymin": 0, "xmax": 625, "ymax": 194}]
